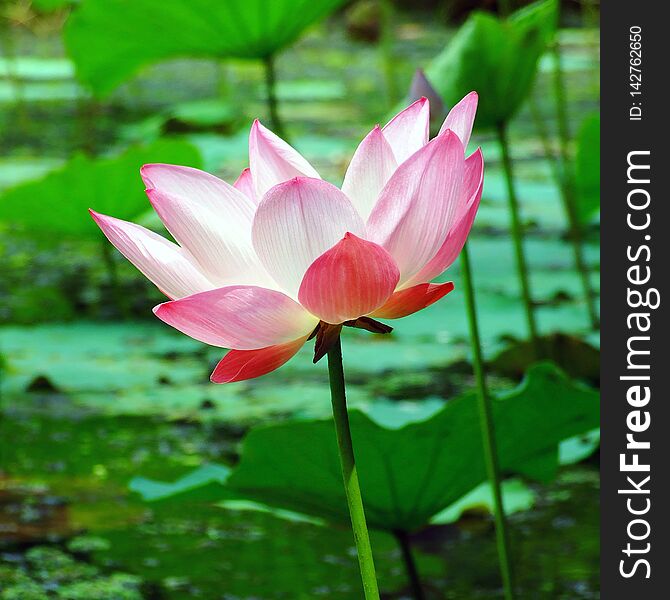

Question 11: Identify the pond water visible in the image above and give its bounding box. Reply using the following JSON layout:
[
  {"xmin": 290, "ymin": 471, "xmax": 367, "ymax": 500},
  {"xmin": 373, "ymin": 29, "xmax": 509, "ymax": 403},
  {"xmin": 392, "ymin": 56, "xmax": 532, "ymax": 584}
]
[
  {"xmin": 1, "ymin": 8, "xmax": 599, "ymax": 599},
  {"xmin": 1, "ymin": 409, "xmax": 598, "ymax": 599}
]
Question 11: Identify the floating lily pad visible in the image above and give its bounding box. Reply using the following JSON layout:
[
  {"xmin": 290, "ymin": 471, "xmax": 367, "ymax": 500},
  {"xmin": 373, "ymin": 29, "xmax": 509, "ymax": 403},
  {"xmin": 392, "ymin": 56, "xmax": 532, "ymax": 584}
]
[
  {"xmin": 0, "ymin": 80, "xmax": 81, "ymax": 104},
  {"xmin": 164, "ymin": 99, "xmax": 240, "ymax": 132},
  {"xmin": 559, "ymin": 429, "xmax": 600, "ymax": 465},
  {"xmin": 0, "ymin": 57, "xmax": 74, "ymax": 81},
  {"xmin": 130, "ymin": 464, "xmax": 232, "ymax": 503},
  {"xmin": 276, "ymin": 79, "xmax": 347, "ymax": 102},
  {"xmin": 431, "ymin": 478, "xmax": 536, "ymax": 525},
  {"xmin": 0, "ymin": 322, "xmax": 205, "ymax": 397}
]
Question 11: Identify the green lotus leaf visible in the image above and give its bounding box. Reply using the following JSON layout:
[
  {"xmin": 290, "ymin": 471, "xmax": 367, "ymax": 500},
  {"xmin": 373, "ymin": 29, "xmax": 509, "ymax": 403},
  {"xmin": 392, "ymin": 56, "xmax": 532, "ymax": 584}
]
[
  {"xmin": 0, "ymin": 138, "xmax": 201, "ymax": 238},
  {"xmin": 64, "ymin": 0, "xmax": 347, "ymax": 96},
  {"xmin": 575, "ymin": 113, "xmax": 600, "ymax": 224},
  {"xmin": 131, "ymin": 363, "xmax": 599, "ymax": 532},
  {"xmin": 426, "ymin": 0, "xmax": 558, "ymax": 128}
]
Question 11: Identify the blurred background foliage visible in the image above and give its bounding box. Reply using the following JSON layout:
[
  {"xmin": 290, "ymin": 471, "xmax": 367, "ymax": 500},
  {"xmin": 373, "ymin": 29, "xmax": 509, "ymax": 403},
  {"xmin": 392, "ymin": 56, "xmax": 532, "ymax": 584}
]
[{"xmin": 1, "ymin": 0, "xmax": 599, "ymax": 598}]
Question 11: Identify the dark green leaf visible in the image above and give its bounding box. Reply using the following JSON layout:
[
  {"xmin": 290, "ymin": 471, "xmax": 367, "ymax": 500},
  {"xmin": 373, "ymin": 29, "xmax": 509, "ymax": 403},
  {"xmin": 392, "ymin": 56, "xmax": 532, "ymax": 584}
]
[
  {"xmin": 132, "ymin": 363, "xmax": 598, "ymax": 532},
  {"xmin": 575, "ymin": 113, "xmax": 600, "ymax": 224},
  {"xmin": 227, "ymin": 362, "xmax": 597, "ymax": 531},
  {"xmin": 0, "ymin": 139, "xmax": 202, "ymax": 238},
  {"xmin": 64, "ymin": 0, "xmax": 348, "ymax": 96},
  {"xmin": 426, "ymin": 0, "xmax": 557, "ymax": 128}
]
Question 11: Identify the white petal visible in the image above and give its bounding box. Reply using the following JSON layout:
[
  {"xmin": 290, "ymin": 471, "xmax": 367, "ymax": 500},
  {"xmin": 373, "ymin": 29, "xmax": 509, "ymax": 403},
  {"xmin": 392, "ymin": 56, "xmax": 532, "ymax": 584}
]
[
  {"xmin": 233, "ymin": 167, "xmax": 257, "ymax": 204},
  {"xmin": 90, "ymin": 210, "xmax": 213, "ymax": 300},
  {"xmin": 405, "ymin": 148, "xmax": 484, "ymax": 286},
  {"xmin": 382, "ymin": 97, "xmax": 430, "ymax": 164},
  {"xmin": 438, "ymin": 91, "xmax": 478, "ymax": 150},
  {"xmin": 141, "ymin": 163, "xmax": 274, "ymax": 288},
  {"xmin": 154, "ymin": 285, "xmax": 317, "ymax": 350},
  {"xmin": 367, "ymin": 131, "xmax": 465, "ymax": 285},
  {"xmin": 249, "ymin": 120, "xmax": 320, "ymax": 199},
  {"xmin": 252, "ymin": 177, "xmax": 366, "ymax": 297},
  {"xmin": 341, "ymin": 125, "xmax": 398, "ymax": 222}
]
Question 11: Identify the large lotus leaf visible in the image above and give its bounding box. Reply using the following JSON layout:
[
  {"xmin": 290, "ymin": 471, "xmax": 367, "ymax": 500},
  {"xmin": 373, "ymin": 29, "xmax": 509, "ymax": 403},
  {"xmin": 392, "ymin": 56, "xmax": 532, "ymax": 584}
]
[
  {"xmin": 0, "ymin": 139, "xmax": 201, "ymax": 238},
  {"xmin": 426, "ymin": 0, "xmax": 557, "ymax": 129},
  {"xmin": 131, "ymin": 466, "xmax": 536, "ymax": 527},
  {"xmin": 227, "ymin": 362, "xmax": 597, "ymax": 531},
  {"xmin": 575, "ymin": 113, "xmax": 600, "ymax": 224},
  {"xmin": 64, "ymin": 0, "xmax": 348, "ymax": 96},
  {"xmin": 131, "ymin": 363, "xmax": 598, "ymax": 531},
  {"xmin": 130, "ymin": 464, "xmax": 324, "ymax": 524}
]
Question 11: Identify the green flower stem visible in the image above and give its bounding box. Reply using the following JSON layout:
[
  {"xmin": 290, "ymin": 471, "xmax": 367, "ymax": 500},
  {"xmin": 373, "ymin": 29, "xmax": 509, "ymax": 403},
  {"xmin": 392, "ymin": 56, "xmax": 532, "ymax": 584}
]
[
  {"xmin": 496, "ymin": 121, "xmax": 541, "ymax": 357},
  {"xmin": 379, "ymin": 0, "xmax": 399, "ymax": 106},
  {"xmin": 392, "ymin": 530, "xmax": 425, "ymax": 600},
  {"xmin": 217, "ymin": 61, "xmax": 230, "ymax": 104},
  {"xmin": 550, "ymin": 42, "xmax": 600, "ymax": 330},
  {"xmin": 528, "ymin": 94, "xmax": 599, "ymax": 331},
  {"xmin": 460, "ymin": 242, "xmax": 515, "ymax": 600},
  {"xmin": 101, "ymin": 241, "xmax": 129, "ymax": 319},
  {"xmin": 327, "ymin": 337, "xmax": 380, "ymax": 600},
  {"xmin": 77, "ymin": 95, "xmax": 100, "ymax": 157},
  {"xmin": 0, "ymin": 27, "xmax": 27, "ymax": 128},
  {"xmin": 262, "ymin": 54, "xmax": 287, "ymax": 140},
  {"xmin": 579, "ymin": 0, "xmax": 599, "ymax": 30}
]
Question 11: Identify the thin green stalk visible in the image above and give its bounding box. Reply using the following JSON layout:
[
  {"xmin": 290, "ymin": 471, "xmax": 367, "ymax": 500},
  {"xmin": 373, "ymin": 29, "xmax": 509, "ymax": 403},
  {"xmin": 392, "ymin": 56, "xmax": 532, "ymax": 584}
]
[
  {"xmin": 101, "ymin": 241, "xmax": 129, "ymax": 319},
  {"xmin": 549, "ymin": 43, "xmax": 600, "ymax": 329},
  {"xmin": 528, "ymin": 98, "xmax": 560, "ymax": 186},
  {"xmin": 217, "ymin": 61, "xmax": 229, "ymax": 100},
  {"xmin": 551, "ymin": 46, "xmax": 571, "ymax": 154},
  {"xmin": 327, "ymin": 337, "xmax": 380, "ymax": 600},
  {"xmin": 393, "ymin": 530, "xmax": 425, "ymax": 600},
  {"xmin": 579, "ymin": 0, "xmax": 598, "ymax": 28},
  {"xmin": 0, "ymin": 26, "xmax": 27, "ymax": 128},
  {"xmin": 529, "ymin": 96, "xmax": 599, "ymax": 330},
  {"xmin": 496, "ymin": 122, "xmax": 541, "ymax": 357},
  {"xmin": 77, "ymin": 95, "xmax": 99, "ymax": 157},
  {"xmin": 262, "ymin": 54, "xmax": 286, "ymax": 140},
  {"xmin": 460, "ymin": 243, "xmax": 515, "ymax": 600},
  {"xmin": 379, "ymin": 0, "xmax": 398, "ymax": 106}
]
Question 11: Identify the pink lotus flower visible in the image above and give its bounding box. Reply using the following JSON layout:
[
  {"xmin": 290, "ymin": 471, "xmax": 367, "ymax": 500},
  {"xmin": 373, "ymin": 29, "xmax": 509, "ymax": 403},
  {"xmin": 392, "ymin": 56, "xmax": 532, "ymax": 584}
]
[{"xmin": 91, "ymin": 93, "xmax": 483, "ymax": 383}]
